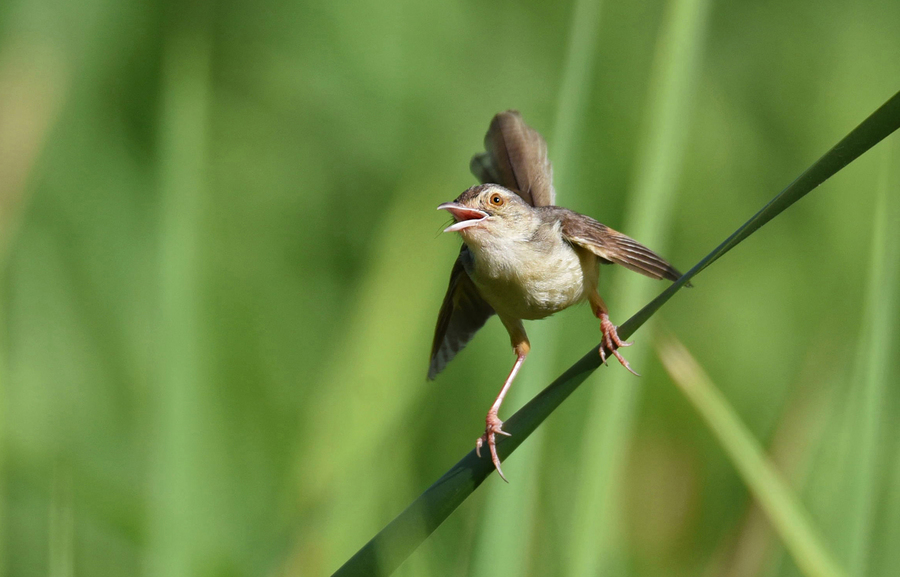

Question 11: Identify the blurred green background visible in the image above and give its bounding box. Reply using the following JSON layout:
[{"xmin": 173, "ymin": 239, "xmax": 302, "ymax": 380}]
[{"xmin": 1, "ymin": 0, "xmax": 899, "ymax": 575}]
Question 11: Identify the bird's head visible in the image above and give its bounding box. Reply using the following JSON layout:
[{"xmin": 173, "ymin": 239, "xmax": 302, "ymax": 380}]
[{"xmin": 437, "ymin": 184, "xmax": 536, "ymax": 244}]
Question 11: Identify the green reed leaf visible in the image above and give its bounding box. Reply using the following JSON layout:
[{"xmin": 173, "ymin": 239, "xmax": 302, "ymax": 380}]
[{"xmin": 332, "ymin": 90, "xmax": 900, "ymax": 577}]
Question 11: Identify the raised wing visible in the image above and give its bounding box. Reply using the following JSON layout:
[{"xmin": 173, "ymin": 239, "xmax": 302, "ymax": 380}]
[
  {"xmin": 552, "ymin": 207, "xmax": 685, "ymax": 283},
  {"xmin": 469, "ymin": 110, "xmax": 556, "ymax": 207},
  {"xmin": 428, "ymin": 248, "xmax": 495, "ymax": 379}
]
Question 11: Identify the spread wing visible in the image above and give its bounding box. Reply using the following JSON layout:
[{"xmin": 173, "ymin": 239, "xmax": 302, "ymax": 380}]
[
  {"xmin": 428, "ymin": 248, "xmax": 495, "ymax": 379},
  {"xmin": 553, "ymin": 207, "xmax": 685, "ymax": 283},
  {"xmin": 430, "ymin": 111, "xmax": 555, "ymax": 378},
  {"xmin": 469, "ymin": 110, "xmax": 556, "ymax": 207}
]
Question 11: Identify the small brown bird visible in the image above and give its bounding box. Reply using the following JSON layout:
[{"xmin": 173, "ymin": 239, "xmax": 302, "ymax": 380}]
[{"xmin": 430, "ymin": 111, "xmax": 683, "ymax": 480}]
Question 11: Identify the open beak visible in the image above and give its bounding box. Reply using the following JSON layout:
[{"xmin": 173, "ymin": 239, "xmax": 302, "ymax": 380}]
[{"xmin": 437, "ymin": 202, "xmax": 489, "ymax": 232}]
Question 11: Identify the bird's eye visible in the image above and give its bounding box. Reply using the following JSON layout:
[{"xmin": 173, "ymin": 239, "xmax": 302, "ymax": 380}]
[{"xmin": 489, "ymin": 194, "xmax": 504, "ymax": 206}]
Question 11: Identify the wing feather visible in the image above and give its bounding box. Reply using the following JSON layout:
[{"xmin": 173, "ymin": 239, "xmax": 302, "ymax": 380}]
[
  {"xmin": 469, "ymin": 110, "xmax": 556, "ymax": 207},
  {"xmin": 428, "ymin": 249, "xmax": 495, "ymax": 379},
  {"xmin": 550, "ymin": 207, "xmax": 686, "ymax": 283}
]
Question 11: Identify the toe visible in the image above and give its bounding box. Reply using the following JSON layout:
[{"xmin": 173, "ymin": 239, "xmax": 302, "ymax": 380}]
[
  {"xmin": 489, "ymin": 438, "xmax": 508, "ymax": 482},
  {"xmin": 613, "ymin": 349, "xmax": 641, "ymax": 376}
]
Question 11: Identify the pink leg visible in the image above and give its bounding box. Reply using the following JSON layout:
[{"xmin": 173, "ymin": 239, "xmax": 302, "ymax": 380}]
[{"xmin": 476, "ymin": 351, "xmax": 527, "ymax": 482}]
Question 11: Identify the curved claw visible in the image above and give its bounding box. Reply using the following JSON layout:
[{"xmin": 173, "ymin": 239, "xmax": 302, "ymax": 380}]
[{"xmin": 614, "ymin": 352, "xmax": 640, "ymax": 377}]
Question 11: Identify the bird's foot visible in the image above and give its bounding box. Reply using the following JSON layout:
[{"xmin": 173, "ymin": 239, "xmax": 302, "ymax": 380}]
[
  {"xmin": 599, "ymin": 315, "xmax": 640, "ymax": 376},
  {"xmin": 476, "ymin": 411, "xmax": 511, "ymax": 482}
]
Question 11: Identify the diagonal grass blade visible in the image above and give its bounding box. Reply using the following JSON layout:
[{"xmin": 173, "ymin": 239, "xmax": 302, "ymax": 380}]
[{"xmin": 331, "ymin": 90, "xmax": 900, "ymax": 577}]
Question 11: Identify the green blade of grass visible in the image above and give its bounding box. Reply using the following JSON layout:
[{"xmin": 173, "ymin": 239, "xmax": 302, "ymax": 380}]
[
  {"xmin": 331, "ymin": 91, "xmax": 900, "ymax": 577},
  {"xmin": 704, "ymin": 365, "xmax": 836, "ymax": 577},
  {"xmin": 656, "ymin": 334, "xmax": 847, "ymax": 577},
  {"xmin": 146, "ymin": 27, "xmax": 213, "ymax": 577},
  {"xmin": 304, "ymin": 177, "xmax": 457, "ymax": 571},
  {"xmin": 0, "ymin": 41, "xmax": 68, "ymax": 569},
  {"xmin": 469, "ymin": 0, "xmax": 603, "ymax": 574},
  {"xmin": 846, "ymin": 138, "xmax": 899, "ymax": 577},
  {"xmin": 618, "ymin": 91, "xmax": 900, "ymax": 337},
  {"xmin": 565, "ymin": 0, "xmax": 710, "ymax": 572},
  {"xmin": 874, "ymin": 141, "xmax": 900, "ymax": 577}
]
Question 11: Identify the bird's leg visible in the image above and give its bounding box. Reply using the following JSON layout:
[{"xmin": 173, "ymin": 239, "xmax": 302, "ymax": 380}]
[
  {"xmin": 589, "ymin": 291, "xmax": 639, "ymax": 376},
  {"xmin": 476, "ymin": 326, "xmax": 529, "ymax": 482}
]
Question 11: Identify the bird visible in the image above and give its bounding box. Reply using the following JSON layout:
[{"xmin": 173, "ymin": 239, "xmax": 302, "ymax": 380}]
[{"xmin": 429, "ymin": 110, "xmax": 684, "ymax": 481}]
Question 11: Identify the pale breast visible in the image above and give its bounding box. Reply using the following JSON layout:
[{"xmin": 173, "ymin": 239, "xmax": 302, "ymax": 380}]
[{"xmin": 464, "ymin": 230, "xmax": 598, "ymax": 321}]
